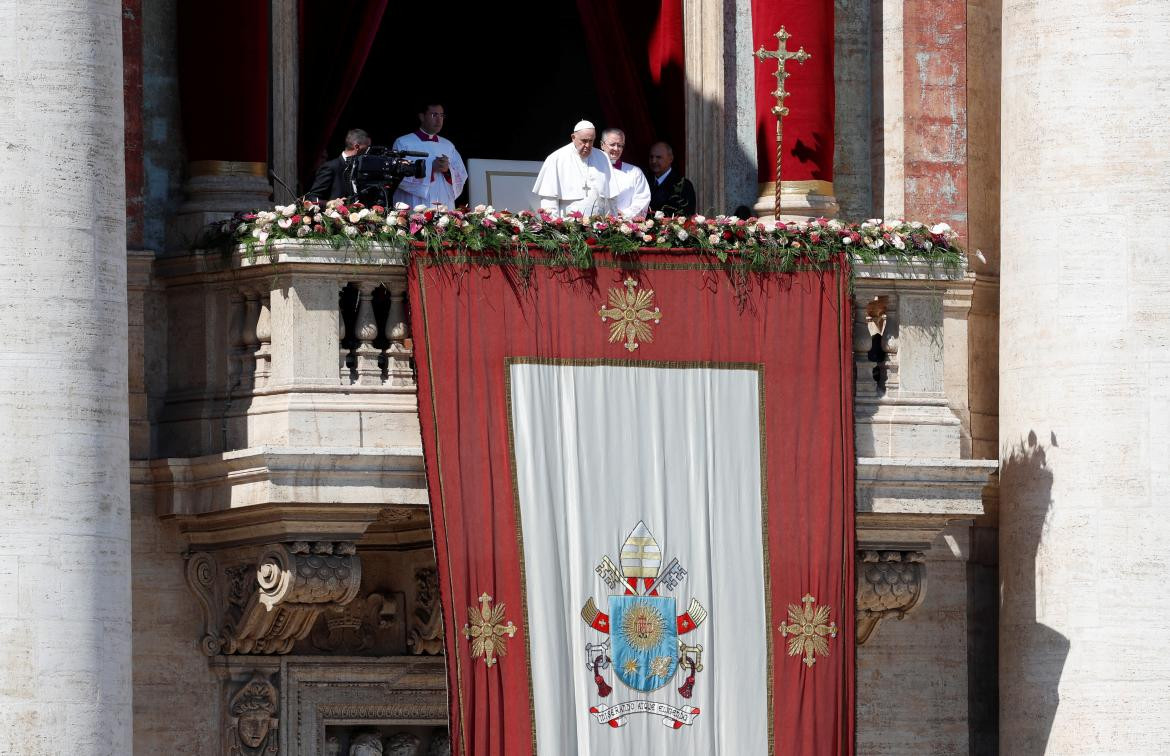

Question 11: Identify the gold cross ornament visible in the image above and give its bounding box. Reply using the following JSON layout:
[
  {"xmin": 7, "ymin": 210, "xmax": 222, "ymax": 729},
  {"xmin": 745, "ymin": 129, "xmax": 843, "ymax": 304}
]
[
  {"xmin": 779, "ymin": 593, "xmax": 838, "ymax": 668},
  {"xmin": 754, "ymin": 26, "xmax": 811, "ymax": 216},
  {"xmin": 599, "ymin": 277, "xmax": 663, "ymax": 352},
  {"xmin": 463, "ymin": 592, "xmax": 517, "ymax": 668}
]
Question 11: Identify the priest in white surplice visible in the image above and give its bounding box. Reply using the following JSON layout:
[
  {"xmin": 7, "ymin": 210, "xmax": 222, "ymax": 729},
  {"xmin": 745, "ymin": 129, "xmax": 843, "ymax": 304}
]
[
  {"xmin": 391, "ymin": 102, "xmax": 467, "ymax": 209},
  {"xmin": 532, "ymin": 120, "xmax": 617, "ymax": 216},
  {"xmin": 599, "ymin": 127, "xmax": 651, "ymax": 218}
]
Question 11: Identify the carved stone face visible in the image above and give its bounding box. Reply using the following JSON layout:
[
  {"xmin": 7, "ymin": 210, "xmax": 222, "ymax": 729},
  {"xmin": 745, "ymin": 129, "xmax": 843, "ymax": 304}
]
[{"xmin": 237, "ymin": 712, "xmax": 271, "ymax": 748}]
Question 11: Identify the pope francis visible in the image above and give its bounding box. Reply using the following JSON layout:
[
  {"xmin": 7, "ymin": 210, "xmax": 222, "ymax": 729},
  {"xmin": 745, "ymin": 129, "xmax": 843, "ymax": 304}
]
[{"xmin": 532, "ymin": 120, "xmax": 618, "ymax": 216}]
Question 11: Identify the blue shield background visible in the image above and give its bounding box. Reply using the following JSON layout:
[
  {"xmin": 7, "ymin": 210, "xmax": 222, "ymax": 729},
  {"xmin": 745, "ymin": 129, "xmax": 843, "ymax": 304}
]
[{"xmin": 609, "ymin": 595, "xmax": 679, "ymax": 692}]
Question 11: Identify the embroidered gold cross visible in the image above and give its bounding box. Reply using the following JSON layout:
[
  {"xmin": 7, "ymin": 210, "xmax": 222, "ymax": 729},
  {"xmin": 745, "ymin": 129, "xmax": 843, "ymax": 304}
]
[
  {"xmin": 779, "ymin": 593, "xmax": 838, "ymax": 668},
  {"xmin": 463, "ymin": 592, "xmax": 517, "ymax": 668},
  {"xmin": 754, "ymin": 26, "xmax": 811, "ymax": 216},
  {"xmin": 599, "ymin": 277, "xmax": 663, "ymax": 352}
]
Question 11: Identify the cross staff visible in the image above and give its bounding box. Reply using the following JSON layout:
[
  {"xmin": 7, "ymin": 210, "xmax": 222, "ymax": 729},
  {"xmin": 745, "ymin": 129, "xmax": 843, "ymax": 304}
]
[{"xmin": 754, "ymin": 26, "xmax": 811, "ymax": 217}]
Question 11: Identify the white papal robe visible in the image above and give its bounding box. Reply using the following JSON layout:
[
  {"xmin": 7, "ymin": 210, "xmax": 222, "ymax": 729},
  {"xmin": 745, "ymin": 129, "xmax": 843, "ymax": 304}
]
[
  {"xmin": 610, "ymin": 160, "xmax": 652, "ymax": 218},
  {"xmin": 391, "ymin": 130, "xmax": 468, "ymax": 209},
  {"xmin": 531, "ymin": 143, "xmax": 617, "ymax": 216}
]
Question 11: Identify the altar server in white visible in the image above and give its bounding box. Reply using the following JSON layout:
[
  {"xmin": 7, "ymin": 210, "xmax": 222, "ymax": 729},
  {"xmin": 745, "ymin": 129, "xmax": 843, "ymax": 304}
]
[
  {"xmin": 532, "ymin": 119, "xmax": 617, "ymax": 216},
  {"xmin": 599, "ymin": 127, "xmax": 651, "ymax": 218},
  {"xmin": 392, "ymin": 102, "xmax": 467, "ymax": 209}
]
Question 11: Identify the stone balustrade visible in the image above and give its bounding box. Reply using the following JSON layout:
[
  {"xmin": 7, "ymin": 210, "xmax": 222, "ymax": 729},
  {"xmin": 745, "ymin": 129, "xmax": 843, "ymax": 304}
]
[{"xmin": 153, "ymin": 241, "xmax": 419, "ymax": 460}]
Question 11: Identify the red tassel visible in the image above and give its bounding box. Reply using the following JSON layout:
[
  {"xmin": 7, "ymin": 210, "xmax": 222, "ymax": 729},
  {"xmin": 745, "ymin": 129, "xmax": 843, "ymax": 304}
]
[
  {"xmin": 593, "ymin": 656, "xmax": 613, "ymax": 697},
  {"xmin": 678, "ymin": 657, "xmax": 696, "ymax": 699}
]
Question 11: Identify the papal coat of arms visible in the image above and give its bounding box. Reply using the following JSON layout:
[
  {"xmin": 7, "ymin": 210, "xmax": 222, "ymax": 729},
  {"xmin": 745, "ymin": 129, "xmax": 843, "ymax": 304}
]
[{"xmin": 580, "ymin": 521, "xmax": 707, "ymax": 729}]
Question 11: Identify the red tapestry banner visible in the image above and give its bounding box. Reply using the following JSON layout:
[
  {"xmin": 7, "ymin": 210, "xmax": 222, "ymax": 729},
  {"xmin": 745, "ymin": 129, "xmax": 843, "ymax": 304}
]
[
  {"xmin": 751, "ymin": 0, "xmax": 835, "ymax": 184},
  {"xmin": 408, "ymin": 249, "xmax": 855, "ymax": 756}
]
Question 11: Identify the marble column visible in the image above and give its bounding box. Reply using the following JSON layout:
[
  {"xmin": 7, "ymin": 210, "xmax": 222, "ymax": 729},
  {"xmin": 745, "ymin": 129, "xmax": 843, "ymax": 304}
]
[
  {"xmin": 0, "ymin": 1, "xmax": 131, "ymax": 753},
  {"xmin": 683, "ymin": 0, "xmax": 760, "ymax": 216},
  {"xmin": 999, "ymin": 1, "xmax": 1170, "ymax": 752}
]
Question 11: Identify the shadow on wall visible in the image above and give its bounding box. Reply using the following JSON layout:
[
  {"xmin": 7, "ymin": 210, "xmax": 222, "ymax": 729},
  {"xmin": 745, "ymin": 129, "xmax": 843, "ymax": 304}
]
[{"xmin": 999, "ymin": 430, "xmax": 1069, "ymax": 754}]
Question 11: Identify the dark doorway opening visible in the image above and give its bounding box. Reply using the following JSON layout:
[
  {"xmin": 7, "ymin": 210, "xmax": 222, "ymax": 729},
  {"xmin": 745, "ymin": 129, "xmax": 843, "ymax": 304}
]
[{"xmin": 300, "ymin": 1, "xmax": 686, "ymax": 205}]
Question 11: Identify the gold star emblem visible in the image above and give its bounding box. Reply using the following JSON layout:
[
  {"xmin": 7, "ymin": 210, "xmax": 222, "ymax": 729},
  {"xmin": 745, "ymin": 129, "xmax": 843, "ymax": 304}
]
[
  {"xmin": 622, "ymin": 658, "xmax": 639, "ymax": 675},
  {"xmin": 599, "ymin": 277, "xmax": 663, "ymax": 352},
  {"xmin": 649, "ymin": 655, "xmax": 672, "ymax": 678},
  {"xmin": 779, "ymin": 594, "xmax": 838, "ymax": 668},
  {"xmin": 462, "ymin": 593, "xmax": 517, "ymax": 668}
]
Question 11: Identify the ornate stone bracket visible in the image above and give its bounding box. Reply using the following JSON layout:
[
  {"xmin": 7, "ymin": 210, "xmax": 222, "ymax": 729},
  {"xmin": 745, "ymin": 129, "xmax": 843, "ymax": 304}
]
[
  {"xmin": 187, "ymin": 541, "xmax": 362, "ymax": 655},
  {"xmin": 855, "ymin": 550, "xmax": 926, "ymax": 644}
]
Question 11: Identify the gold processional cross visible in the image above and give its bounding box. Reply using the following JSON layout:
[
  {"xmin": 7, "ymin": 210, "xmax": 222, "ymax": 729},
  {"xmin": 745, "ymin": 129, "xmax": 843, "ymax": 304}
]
[{"xmin": 754, "ymin": 26, "xmax": 811, "ymax": 218}]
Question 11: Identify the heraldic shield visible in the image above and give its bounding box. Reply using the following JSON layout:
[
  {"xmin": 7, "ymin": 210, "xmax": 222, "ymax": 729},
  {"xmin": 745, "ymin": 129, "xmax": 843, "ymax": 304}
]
[{"xmin": 609, "ymin": 595, "xmax": 679, "ymax": 692}]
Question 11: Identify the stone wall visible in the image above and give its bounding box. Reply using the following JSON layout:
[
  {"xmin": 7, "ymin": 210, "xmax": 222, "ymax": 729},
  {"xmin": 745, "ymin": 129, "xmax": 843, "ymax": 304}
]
[{"xmin": 857, "ymin": 526, "xmax": 972, "ymax": 755}]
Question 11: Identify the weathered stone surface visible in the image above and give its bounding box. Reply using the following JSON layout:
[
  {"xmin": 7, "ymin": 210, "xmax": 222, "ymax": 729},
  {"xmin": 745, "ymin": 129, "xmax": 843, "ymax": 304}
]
[
  {"xmin": 1000, "ymin": 0, "xmax": 1170, "ymax": 751},
  {"xmin": 0, "ymin": 1, "xmax": 132, "ymax": 753}
]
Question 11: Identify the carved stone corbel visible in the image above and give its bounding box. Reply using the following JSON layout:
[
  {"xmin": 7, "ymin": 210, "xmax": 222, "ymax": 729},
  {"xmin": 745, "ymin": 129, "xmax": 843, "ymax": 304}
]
[
  {"xmin": 186, "ymin": 541, "xmax": 362, "ymax": 655},
  {"xmin": 855, "ymin": 550, "xmax": 926, "ymax": 644}
]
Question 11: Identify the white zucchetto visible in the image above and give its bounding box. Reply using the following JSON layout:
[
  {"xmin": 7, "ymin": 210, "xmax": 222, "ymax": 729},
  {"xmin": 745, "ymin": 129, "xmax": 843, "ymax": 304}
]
[{"xmin": 572, "ymin": 119, "xmax": 595, "ymax": 132}]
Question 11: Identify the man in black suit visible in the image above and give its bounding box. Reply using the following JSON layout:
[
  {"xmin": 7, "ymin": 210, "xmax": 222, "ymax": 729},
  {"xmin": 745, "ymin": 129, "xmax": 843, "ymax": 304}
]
[
  {"xmin": 307, "ymin": 128, "xmax": 372, "ymax": 202},
  {"xmin": 647, "ymin": 141, "xmax": 697, "ymax": 217}
]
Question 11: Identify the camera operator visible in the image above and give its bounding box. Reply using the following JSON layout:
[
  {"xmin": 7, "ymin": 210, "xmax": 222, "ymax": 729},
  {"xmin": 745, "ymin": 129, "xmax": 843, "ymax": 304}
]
[
  {"xmin": 307, "ymin": 128, "xmax": 371, "ymax": 202},
  {"xmin": 391, "ymin": 102, "xmax": 466, "ymax": 209}
]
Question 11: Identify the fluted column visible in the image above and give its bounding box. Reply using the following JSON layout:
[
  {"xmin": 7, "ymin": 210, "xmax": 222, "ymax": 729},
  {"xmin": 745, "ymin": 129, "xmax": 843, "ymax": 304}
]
[
  {"xmin": 999, "ymin": 1, "xmax": 1170, "ymax": 752},
  {"xmin": 0, "ymin": 1, "xmax": 131, "ymax": 753}
]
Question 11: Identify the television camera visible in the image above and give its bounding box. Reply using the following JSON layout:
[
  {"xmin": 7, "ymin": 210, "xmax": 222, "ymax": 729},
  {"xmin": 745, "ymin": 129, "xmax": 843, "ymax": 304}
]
[{"xmin": 348, "ymin": 146, "xmax": 427, "ymax": 206}]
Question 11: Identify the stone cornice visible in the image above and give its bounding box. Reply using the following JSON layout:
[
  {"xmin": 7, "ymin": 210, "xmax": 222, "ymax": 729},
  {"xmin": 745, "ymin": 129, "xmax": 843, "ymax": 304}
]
[
  {"xmin": 152, "ymin": 446, "xmax": 427, "ymax": 548},
  {"xmin": 856, "ymin": 457, "xmax": 997, "ymax": 551}
]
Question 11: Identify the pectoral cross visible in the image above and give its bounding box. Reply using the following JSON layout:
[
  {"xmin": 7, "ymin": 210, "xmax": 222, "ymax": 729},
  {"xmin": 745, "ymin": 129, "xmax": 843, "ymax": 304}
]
[{"xmin": 754, "ymin": 26, "xmax": 811, "ymax": 217}]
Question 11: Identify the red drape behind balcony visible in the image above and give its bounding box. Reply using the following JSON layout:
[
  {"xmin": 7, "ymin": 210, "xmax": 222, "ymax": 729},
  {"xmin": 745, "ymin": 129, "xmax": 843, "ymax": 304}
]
[
  {"xmin": 298, "ymin": 0, "xmax": 389, "ymax": 188},
  {"xmin": 575, "ymin": 0, "xmax": 686, "ymax": 172},
  {"xmin": 751, "ymin": 0, "xmax": 835, "ymax": 185}
]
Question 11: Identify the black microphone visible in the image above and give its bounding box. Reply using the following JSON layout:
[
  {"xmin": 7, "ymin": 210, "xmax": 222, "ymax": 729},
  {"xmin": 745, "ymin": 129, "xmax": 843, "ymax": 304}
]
[{"xmin": 269, "ymin": 170, "xmax": 300, "ymax": 199}]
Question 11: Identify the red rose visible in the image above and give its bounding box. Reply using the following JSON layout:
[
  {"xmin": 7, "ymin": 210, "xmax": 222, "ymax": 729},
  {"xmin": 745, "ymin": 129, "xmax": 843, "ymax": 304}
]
[
  {"xmin": 722, "ymin": 230, "xmax": 733, "ymax": 240},
  {"xmin": 291, "ymin": 214, "xmax": 301, "ymax": 224},
  {"xmin": 810, "ymin": 232, "xmax": 822, "ymax": 243},
  {"xmin": 585, "ymin": 236, "xmax": 598, "ymax": 245},
  {"xmin": 372, "ymin": 205, "xmax": 385, "ymax": 214},
  {"xmin": 313, "ymin": 224, "xmax": 325, "ymax": 233},
  {"xmin": 336, "ymin": 205, "xmax": 349, "ymax": 216}
]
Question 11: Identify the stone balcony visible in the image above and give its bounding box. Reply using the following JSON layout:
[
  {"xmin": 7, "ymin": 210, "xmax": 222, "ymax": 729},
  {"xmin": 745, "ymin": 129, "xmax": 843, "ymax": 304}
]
[{"xmin": 147, "ymin": 242, "xmax": 993, "ymax": 651}]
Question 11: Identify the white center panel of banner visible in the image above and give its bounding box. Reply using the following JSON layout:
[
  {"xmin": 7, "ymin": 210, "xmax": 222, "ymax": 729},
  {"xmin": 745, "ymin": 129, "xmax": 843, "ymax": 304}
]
[{"xmin": 508, "ymin": 362, "xmax": 769, "ymax": 755}]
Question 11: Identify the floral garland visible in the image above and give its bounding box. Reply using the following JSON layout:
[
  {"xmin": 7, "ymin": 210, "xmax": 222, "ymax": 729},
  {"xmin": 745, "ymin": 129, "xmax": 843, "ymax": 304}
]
[{"xmin": 205, "ymin": 198, "xmax": 962, "ymax": 273}]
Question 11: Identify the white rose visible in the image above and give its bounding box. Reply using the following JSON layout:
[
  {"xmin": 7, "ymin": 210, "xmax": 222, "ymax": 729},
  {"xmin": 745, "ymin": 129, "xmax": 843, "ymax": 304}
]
[
  {"xmin": 707, "ymin": 233, "xmax": 720, "ymax": 244},
  {"xmin": 296, "ymin": 225, "xmax": 311, "ymax": 237},
  {"xmin": 257, "ymin": 230, "xmax": 269, "ymax": 243},
  {"xmin": 892, "ymin": 235, "xmax": 905, "ymax": 250},
  {"xmin": 676, "ymin": 229, "xmax": 688, "ymax": 241},
  {"xmin": 343, "ymin": 225, "xmax": 358, "ymax": 237},
  {"xmin": 278, "ymin": 218, "xmax": 293, "ymax": 229},
  {"xmin": 437, "ymin": 215, "xmax": 450, "ymax": 227},
  {"xmin": 278, "ymin": 204, "xmax": 296, "ymax": 217},
  {"xmin": 694, "ymin": 215, "xmax": 706, "ymax": 224},
  {"xmin": 930, "ymin": 222, "xmax": 952, "ymax": 235},
  {"xmin": 395, "ymin": 202, "xmax": 410, "ymax": 211}
]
